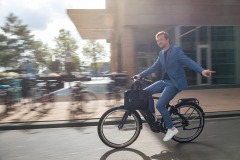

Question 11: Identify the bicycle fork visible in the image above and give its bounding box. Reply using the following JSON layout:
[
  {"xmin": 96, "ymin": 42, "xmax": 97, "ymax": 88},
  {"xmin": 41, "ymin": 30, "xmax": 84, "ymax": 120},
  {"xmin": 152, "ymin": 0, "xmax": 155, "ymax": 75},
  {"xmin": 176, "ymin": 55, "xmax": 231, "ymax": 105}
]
[{"xmin": 118, "ymin": 111, "xmax": 130, "ymax": 130}]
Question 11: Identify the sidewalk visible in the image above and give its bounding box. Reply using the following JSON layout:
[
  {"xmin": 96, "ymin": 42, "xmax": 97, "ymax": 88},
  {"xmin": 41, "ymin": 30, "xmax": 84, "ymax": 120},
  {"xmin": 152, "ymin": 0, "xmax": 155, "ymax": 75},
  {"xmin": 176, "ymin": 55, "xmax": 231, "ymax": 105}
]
[{"xmin": 0, "ymin": 87, "xmax": 239, "ymax": 129}]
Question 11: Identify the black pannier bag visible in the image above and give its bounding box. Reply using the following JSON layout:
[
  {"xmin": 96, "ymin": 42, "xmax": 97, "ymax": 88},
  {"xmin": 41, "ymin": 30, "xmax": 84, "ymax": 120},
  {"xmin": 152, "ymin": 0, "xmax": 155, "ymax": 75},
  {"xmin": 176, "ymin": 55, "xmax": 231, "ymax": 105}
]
[{"xmin": 124, "ymin": 80, "xmax": 150, "ymax": 109}]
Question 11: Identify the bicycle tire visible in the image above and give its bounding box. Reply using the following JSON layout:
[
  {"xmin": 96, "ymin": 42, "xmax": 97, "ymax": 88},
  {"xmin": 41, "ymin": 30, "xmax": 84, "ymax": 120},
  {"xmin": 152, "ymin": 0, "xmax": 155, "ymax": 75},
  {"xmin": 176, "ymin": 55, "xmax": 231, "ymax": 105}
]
[
  {"xmin": 171, "ymin": 102, "xmax": 205, "ymax": 143},
  {"xmin": 98, "ymin": 106, "xmax": 142, "ymax": 148}
]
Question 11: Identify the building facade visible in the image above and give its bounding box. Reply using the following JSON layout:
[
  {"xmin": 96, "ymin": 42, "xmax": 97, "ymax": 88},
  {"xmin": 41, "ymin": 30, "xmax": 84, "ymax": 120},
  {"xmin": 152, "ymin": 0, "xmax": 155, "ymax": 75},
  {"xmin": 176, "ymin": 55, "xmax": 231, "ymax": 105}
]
[{"xmin": 68, "ymin": 0, "xmax": 240, "ymax": 86}]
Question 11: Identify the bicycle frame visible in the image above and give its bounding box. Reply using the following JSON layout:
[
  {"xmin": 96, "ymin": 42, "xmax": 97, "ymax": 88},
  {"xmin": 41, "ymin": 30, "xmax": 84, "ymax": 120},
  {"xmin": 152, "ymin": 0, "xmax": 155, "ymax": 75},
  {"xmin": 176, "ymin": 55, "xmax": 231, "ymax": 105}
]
[
  {"xmin": 119, "ymin": 78, "xmax": 205, "ymax": 132},
  {"xmin": 119, "ymin": 94, "xmax": 205, "ymax": 133},
  {"xmin": 118, "ymin": 106, "xmax": 165, "ymax": 133}
]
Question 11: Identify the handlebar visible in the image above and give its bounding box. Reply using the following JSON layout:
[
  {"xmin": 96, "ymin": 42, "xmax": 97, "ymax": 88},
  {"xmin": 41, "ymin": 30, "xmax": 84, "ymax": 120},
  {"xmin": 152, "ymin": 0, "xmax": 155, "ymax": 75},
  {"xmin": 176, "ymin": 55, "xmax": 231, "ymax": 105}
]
[
  {"xmin": 130, "ymin": 76, "xmax": 153, "ymax": 90},
  {"xmin": 131, "ymin": 76, "xmax": 153, "ymax": 83}
]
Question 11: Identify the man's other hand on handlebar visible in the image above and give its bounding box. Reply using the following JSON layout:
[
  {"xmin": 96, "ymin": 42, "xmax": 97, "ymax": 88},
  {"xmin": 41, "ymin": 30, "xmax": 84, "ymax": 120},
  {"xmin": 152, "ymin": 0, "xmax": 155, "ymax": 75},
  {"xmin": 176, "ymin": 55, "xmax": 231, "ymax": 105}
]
[{"xmin": 133, "ymin": 75, "xmax": 141, "ymax": 80}]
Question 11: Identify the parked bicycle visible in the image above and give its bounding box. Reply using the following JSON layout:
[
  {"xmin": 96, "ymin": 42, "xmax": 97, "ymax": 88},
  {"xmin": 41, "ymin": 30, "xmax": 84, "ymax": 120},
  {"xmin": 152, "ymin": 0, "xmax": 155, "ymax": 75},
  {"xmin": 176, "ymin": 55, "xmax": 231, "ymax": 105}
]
[
  {"xmin": 105, "ymin": 81, "xmax": 122, "ymax": 107},
  {"xmin": 0, "ymin": 78, "xmax": 22, "ymax": 114},
  {"xmin": 29, "ymin": 79, "xmax": 56, "ymax": 114},
  {"xmin": 69, "ymin": 81, "xmax": 97, "ymax": 119},
  {"xmin": 98, "ymin": 78, "xmax": 205, "ymax": 148}
]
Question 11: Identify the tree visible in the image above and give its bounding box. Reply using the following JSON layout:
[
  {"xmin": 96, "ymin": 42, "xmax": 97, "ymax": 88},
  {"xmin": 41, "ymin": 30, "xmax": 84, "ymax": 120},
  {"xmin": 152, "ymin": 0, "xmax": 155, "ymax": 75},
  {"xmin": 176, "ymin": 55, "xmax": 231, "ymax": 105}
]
[
  {"xmin": 82, "ymin": 40, "xmax": 106, "ymax": 76},
  {"xmin": 0, "ymin": 13, "xmax": 35, "ymax": 68},
  {"xmin": 0, "ymin": 33, "xmax": 15, "ymax": 68},
  {"xmin": 53, "ymin": 29, "xmax": 79, "ymax": 73},
  {"xmin": 65, "ymin": 55, "xmax": 80, "ymax": 74},
  {"xmin": 32, "ymin": 41, "xmax": 51, "ymax": 70}
]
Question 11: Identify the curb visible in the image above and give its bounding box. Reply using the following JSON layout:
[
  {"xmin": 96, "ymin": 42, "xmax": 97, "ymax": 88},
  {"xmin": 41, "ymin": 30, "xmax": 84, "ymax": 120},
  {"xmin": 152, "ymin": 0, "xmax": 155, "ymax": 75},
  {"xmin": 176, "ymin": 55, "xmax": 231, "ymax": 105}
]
[
  {"xmin": 0, "ymin": 111, "xmax": 240, "ymax": 130},
  {"xmin": 204, "ymin": 110, "xmax": 240, "ymax": 119},
  {"xmin": 0, "ymin": 119, "xmax": 99, "ymax": 130}
]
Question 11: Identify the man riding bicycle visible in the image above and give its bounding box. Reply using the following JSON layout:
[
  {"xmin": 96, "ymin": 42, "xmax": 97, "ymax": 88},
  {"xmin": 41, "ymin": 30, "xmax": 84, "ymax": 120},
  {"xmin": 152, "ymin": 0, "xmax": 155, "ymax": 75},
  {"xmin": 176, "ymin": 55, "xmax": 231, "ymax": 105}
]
[{"xmin": 135, "ymin": 31, "xmax": 215, "ymax": 142}]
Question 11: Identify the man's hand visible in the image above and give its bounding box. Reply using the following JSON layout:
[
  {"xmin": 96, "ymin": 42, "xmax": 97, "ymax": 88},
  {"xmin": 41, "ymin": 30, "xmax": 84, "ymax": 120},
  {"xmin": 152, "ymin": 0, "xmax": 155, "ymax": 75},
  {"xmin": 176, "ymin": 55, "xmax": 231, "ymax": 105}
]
[
  {"xmin": 133, "ymin": 74, "xmax": 141, "ymax": 80},
  {"xmin": 201, "ymin": 69, "xmax": 216, "ymax": 77}
]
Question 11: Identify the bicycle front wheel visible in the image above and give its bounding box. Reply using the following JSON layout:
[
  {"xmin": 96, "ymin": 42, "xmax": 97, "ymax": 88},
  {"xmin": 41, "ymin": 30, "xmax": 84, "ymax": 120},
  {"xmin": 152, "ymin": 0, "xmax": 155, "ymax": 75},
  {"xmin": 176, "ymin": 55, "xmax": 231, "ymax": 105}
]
[
  {"xmin": 171, "ymin": 103, "xmax": 205, "ymax": 143},
  {"xmin": 98, "ymin": 106, "xmax": 141, "ymax": 148}
]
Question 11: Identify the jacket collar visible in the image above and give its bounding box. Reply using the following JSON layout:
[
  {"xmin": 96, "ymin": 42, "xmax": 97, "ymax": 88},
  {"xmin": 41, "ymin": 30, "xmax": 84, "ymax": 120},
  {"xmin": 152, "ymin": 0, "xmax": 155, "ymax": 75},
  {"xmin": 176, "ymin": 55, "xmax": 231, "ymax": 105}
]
[{"xmin": 161, "ymin": 45, "xmax": 172, "ymax": 67}]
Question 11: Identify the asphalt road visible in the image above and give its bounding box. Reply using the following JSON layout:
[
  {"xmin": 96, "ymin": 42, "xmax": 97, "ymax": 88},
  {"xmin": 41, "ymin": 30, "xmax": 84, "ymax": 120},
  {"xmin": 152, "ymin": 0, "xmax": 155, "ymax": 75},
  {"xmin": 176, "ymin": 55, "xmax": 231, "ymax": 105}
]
[{"xmin": 0, "ymin": 117, "xmax": 240, "ymax": 160}]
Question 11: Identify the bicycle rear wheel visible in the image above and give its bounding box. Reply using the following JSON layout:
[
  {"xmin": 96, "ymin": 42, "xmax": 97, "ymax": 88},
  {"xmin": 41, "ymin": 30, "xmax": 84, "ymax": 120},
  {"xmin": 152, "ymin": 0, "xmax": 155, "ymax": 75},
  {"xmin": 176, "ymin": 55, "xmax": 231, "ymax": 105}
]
[
  {"xmin": 171, "ymin": 103, "xmax": 205, "ymax": 143},
  {"xmin": 98, "ymin": 106, "xmax": 141, "ymax": 148}
]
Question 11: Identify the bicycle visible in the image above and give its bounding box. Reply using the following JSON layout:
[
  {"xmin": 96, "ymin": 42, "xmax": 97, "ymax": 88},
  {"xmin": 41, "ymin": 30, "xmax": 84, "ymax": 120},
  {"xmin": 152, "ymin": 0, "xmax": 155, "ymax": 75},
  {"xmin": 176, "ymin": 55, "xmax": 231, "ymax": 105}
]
[
  {"xmin": 105, "ymin": 84, "xmax": 122, "ymax": 107},
  {"xmin": 29, "ymin": 79, "xmax": 56, "ymax": 114},
  {"xmin": 0, "ymin": 78, "xmax": 22, "ymax": 114},
  {"xmin": 98, "ymin": 78, "xmax": 205, "ymax": 148},
  {"xmin": 69, "ymin": 81, "xmax": 97, "ymax": 119}
]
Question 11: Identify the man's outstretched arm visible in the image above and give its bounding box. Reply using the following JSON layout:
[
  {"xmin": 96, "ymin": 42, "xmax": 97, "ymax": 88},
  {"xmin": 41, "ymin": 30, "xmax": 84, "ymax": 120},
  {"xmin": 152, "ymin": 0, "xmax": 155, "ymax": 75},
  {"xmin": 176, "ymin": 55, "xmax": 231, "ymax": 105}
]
[{"xmin": 177, "ymin": 47, "xmax": 215, "ymax": 77}]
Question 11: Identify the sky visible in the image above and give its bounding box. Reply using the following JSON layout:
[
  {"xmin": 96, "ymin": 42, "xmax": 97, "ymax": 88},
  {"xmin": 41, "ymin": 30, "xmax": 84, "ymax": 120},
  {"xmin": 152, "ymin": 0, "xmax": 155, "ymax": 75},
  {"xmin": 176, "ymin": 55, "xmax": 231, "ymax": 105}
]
[{"xmin": 0, "ymin": 0, "xmax": 109, "ymax": 62}]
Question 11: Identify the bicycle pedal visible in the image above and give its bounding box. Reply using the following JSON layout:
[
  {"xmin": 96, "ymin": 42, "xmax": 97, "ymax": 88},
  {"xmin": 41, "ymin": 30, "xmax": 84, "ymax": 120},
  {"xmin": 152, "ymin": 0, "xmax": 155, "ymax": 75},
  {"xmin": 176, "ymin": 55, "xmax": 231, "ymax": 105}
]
[{"xmin": 150, "ymin": 122, "xmax": 161, "ymax": 133}]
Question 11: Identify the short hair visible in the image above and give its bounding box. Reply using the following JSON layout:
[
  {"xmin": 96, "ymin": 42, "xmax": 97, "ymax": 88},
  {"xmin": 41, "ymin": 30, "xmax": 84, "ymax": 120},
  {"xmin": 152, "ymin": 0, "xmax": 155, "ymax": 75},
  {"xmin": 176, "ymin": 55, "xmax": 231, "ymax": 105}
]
[{"xmin": 155, "ymin": 31, "xmax": 170, "ymax": 40}]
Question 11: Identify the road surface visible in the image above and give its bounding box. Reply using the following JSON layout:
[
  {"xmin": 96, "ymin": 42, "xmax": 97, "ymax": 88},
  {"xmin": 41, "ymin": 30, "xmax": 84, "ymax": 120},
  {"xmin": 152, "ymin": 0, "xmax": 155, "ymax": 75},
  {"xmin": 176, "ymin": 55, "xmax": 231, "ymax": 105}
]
[{"xmin": 0, "ymin": 117, "xmax": 239, "ymax": 160}]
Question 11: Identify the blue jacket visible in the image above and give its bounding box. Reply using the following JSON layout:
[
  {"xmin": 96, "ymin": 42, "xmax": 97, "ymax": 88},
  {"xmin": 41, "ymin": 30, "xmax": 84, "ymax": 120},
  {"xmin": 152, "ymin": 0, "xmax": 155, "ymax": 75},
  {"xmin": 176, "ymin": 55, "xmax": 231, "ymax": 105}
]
[{"xmin": 140, "ymin": 45, "xmax": 204, "ymax": 91}]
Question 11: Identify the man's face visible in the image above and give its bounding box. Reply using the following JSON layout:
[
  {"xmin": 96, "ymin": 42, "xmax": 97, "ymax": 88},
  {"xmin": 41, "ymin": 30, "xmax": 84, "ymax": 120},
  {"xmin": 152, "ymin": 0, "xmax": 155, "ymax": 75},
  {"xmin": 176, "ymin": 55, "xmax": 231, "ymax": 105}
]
[{"xmin": 156, "ymin": 34, "xmax": 169, "ymax": 49}]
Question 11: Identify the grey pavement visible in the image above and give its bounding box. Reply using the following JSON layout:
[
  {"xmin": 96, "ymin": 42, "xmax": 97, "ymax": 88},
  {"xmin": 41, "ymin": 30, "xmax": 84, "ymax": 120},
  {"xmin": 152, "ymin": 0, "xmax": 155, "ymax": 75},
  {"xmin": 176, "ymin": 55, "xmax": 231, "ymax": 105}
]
[
  {"xmin": 0, "ymin": 117, "xmax": 240, "ymax": 160},
  {"xmin": 0, "ymin": 78, "xmax": 240, "ymax": 129}
]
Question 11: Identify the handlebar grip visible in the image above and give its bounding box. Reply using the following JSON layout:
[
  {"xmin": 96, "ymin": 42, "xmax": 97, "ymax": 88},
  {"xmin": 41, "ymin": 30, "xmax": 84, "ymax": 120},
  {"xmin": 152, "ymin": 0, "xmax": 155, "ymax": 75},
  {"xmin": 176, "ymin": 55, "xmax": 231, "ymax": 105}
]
[{"xmin": 133, "ymin": 76, "xmax": 138, "ymax": 79}]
